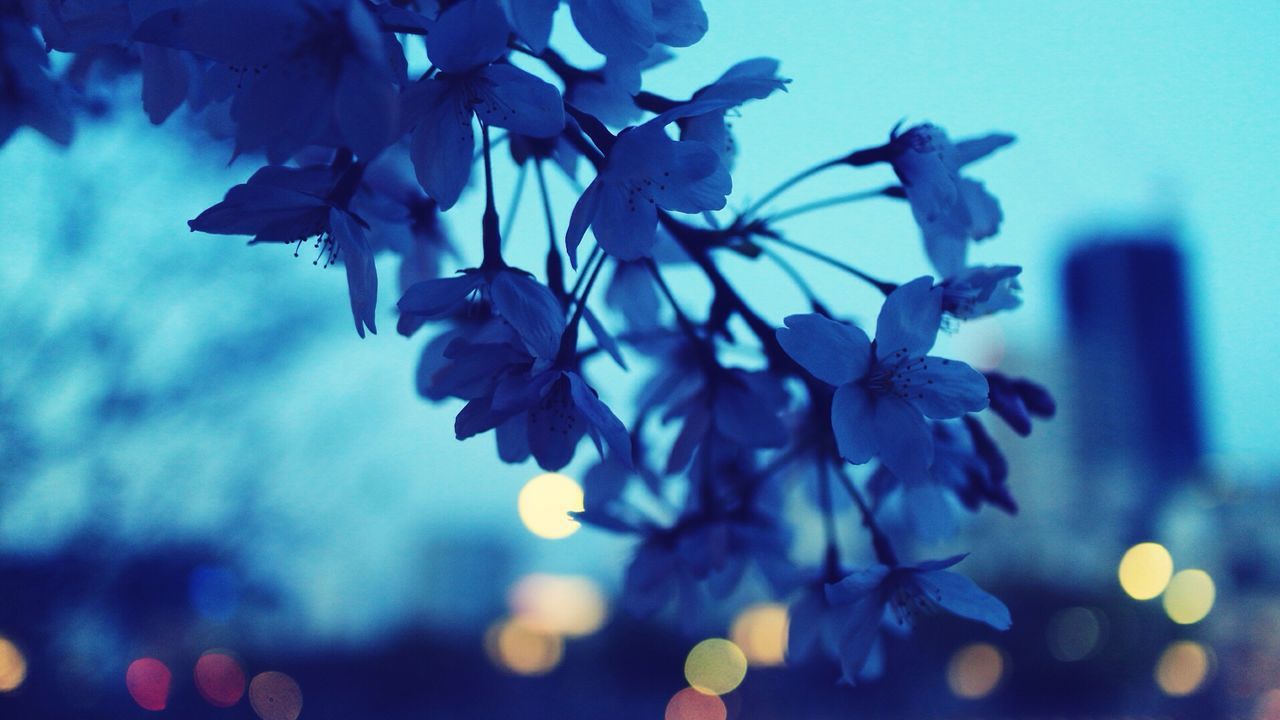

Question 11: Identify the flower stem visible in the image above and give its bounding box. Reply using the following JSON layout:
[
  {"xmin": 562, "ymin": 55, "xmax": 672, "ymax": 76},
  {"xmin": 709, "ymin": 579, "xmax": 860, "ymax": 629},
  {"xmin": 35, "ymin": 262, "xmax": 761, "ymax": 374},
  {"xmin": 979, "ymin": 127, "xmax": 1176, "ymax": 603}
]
[
  {"xmin": 645, "ymin": 259, "xmax": 701, "ymax": 343},
  {"xmin": 818, "ymin": 460, "xmax": 841, "ymax": 581},
  {"xmin": 564, "ymin": 103, "xmax": 615, "ymax": 155},
  {"xmin": 757, "ymin": 245, "xmax": 828, "ymax": 314},
  {"xmin": 500, "ymin": 162, "xmax": 528, "ymax": 245},
  {"xmin": 764, "ymin": 186, "xmax": 895, "ymax": 224},
  {"xmin": 739, "ymin": 158, "xmax": 842, "ymax": 220},
  {"xmin": 567, "ymin": 245, "xmax": 602, "ymax": 302},
  {"xmin": 664, "ymin": 220, "xmax": 794, "ymax": 373},
  {"xmin": 535, "ymin": 161, "xmax": 566, "ymax": 302},
  {"xmin": 557, "ymin": 252, "xmax": 607, "ymax": 366},
  {"xmin": 834, "ymin": 465, "xmax": 899, "ymax": 566},
  {"xmin": 756, "ymin": 231, "xmax": 897, "ymax": 296},
  {"xmin": 480, "ymin": 122, "xmax": 503, "ymax": 270}
]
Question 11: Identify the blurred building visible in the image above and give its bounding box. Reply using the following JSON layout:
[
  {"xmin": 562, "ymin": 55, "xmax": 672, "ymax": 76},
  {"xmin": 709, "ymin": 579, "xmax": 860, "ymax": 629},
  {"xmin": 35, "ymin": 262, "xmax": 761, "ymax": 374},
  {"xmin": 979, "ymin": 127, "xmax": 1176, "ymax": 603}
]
[{"xmin": 1062, "ymin": 236, "xmax": 1204, "ymax": 541}]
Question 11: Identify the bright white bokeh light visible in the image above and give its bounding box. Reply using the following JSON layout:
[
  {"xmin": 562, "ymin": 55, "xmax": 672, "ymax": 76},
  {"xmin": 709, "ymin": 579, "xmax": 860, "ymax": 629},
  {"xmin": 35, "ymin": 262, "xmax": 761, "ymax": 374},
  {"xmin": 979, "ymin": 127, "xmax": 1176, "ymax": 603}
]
[{"xmin": 517, "ymin": 473, "xmax": 584, "ymax": 540}]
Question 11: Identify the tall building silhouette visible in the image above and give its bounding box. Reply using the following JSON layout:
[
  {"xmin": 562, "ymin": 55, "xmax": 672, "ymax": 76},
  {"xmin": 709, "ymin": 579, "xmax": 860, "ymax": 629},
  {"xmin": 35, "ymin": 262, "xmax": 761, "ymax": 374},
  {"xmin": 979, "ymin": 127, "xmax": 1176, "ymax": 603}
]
[{"xmin": 1063, "ymin": 236, "xmax": 1203, "ymax": 539}]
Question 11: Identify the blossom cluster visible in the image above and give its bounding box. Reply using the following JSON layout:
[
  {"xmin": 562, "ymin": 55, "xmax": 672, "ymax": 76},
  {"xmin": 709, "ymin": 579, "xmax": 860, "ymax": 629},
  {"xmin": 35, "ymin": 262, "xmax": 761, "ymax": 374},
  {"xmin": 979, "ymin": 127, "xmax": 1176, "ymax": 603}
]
[{"xmin": 2, "ymin": 0, "xmax": 1054, "ymax": 684}]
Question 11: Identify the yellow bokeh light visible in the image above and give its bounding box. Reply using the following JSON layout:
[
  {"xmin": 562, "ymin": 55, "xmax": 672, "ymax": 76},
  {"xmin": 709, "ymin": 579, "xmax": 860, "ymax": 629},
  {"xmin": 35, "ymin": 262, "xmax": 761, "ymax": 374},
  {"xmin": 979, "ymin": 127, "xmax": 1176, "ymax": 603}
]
[
  {"xmin": 665, "ymin": 687, "xmax": 728, "ymax": 720},
  {"xmin": 509, "ymin": 574, "xmax": 607, "ymax": 638},
  {"xmin": 1047, "ymin": 606, "xmax": 1105, "ymax": 662},
  {"xmin": 947, "ymin": 643, "xmax": 1005, "ymax": 700},
  {"xmin": 485, "ymin": 617, "xmax": 564, "ymax": 676},
  {"xmin": 730, "ymin": 603, "xmax": 789, "ymax": 667},
  {"xmin": 517, "ymin": 473, "xmax": 584, "ymax": 539},
  {"xmin": 684, "ymin": 638, "xmax": 748, "ymax": 696},
  {"xmin": 1162, "ymin": 569, "xmax": 1216, "ymax": 625},
  {"xmin": 1118, "ymin": 542, "xmax": 1174, "ymax": 600},
  {"xmin": 0, "ymin": 636, "xmax": 27, "ymax": 693},
  {"xmin": 1155, "ymin": 640, "xmax": 1211, "ymax": 696}
]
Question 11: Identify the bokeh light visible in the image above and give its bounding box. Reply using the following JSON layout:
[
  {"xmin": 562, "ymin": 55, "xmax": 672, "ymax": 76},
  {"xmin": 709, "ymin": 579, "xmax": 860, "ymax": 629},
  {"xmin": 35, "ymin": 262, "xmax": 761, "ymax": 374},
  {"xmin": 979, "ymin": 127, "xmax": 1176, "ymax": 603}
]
[
  {"xmin": 508, "ymin": 573, "xmax": 607, "ymax": 637},
  {"xmin": 1118, "ymin": 542, "xmax": 1174, "ymax": 600},
  {"xmin": 195, "ymin": 650, "xmax": 246, "ymax": 708},
  {"xmin": 0, "ymin": 636, "xmax": 27, "ymax": 693},
  {"xmin": 1162, "ymin": 569, "xmax": 1216, "ymax": 625},
  {"xmin": 517, "ymin": 473, "xmax": 584, "ymax": 539},
  {"xmin": 1255, "ymin": 688, "xmax": 1280, "ymax": 720},
  {"xmin": 684, "ymin": 638, "xmax": 748, "ymax": 696},
  {"xmin": 730, "ymin": 603, "xmax": 789, "ymax": 667},
  {"xmin": 485, "ymin": 617, "xmax": 564, "ymax": 676},
  {"xmin": 249, "ymin": 671, "xmax": 303, "ymax": 720},
  {"xmin": 946, "ymin": 643, "xmax": 1005, "ymax": 700},
  {"xmin": 1046, "ymin": 606, "xmax": 1106, "ymax": 662},
  {"xmin": 126, "ymin": 658, "xmax": 172, "ymax": 711},
  {"xmin": 189, "ymin": 565, "xmax": 240, "ymax": 623},
  {"xmin": 665, "ymin": 687, "xmax": 728, "ymax": 720},
  {"xmin": 1155, "ymin": 640, "xmax": 1211, "ymax": 696}
]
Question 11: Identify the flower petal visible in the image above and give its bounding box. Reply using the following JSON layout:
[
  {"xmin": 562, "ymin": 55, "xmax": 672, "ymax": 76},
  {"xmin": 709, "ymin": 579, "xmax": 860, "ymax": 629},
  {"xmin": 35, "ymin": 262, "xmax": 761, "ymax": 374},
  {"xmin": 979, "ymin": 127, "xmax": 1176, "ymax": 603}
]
[
  {"xmin": 679, "ymin": 113, "xmax": 733, "ymax": 168},
  {"xmin": 232, "ymin": 65, "xmax": 331, "ymax": 163},
  {"xmin": 456, "ymin": 394, "xmax": 504, "ymax": 439},
  {"xmin": 568, "ymin": 372, "xmax": 633, "ymax": 467},
  {"xmin": 592, "ymin": 182, "xmax": 659, "ymax": 260},
  {"xmin": 336, "ymin": 59, "xmax": 398, "ymax": 161},
  {"xmin": 583, "ymin": 307, "xmax": 628, "ymax": 369},
  {"xmin": 568, "ymin": 0, "xmax": 654, "ymax": 61},
  {"xmin": 426, "ymin": 0, "xmax": 510, "ymax": 73},
  {"xmin": 825, "ymin": 566, "xmax": 890, "ymax": 605},
  {"xmin": 649, "ymin": 139, "xmax": 731, "ymax": 213},
  {"xmin": 913, "ymin": 357, "xmax": 989, "ymax": 418},
  {"xmin": 408, "ymin": 81, "xmax": 474, "ymax": 210},
  {"xmin": 698, "ymin": 57, "xmax": 789, "ymax": 103},
  {"xmin": 397, "ymin": 273, "xmax": 484, "ymax": 318},
  {"xmin": 496, "ymin": 413, "xmax": 531, "ymax": 463},
  {"xmin": 140, "ymin": 44, "xmax": 188, "ymax": 124},
  {"xmin": 651, "ymin": 0, "xmax": 708, "ymax": 47},
  {"xmin": 872, "ymin": 395, "xmax": 933, "ymax": 484},
  {"xmin": 430, "ymin": 342, "xmax": 522, "ymax": 400},
  {"xmin": 188, "ymin": 183, "xmax": 326, "ymax": 241},
  {"xmin": 959, "ymin": 177, "xmax": 1003, "ymax": 241},
  {"xmin": 505, "ymin": 0, "xmax": 559, "ymax": 52},
  {"xmin": 917, "ymin": 570, "xmax": 1012, "ymax": 630},
  {"xmin": 330, "ymin": 208, "xmax": 378, "ymax": 337},
  {"xmin": 786, "ymin": 588, "xmax": 825, "ymax": 662},
  {"xmin": 911, "ymin": 553, "xmax": 968, "ymax": 573},
  {"xmin": 833, "ymin": 596, "xmax": 884, "ymax": 685},
  {"xmin": 132, "ymin": 0, "xmax": 302, "ymax": 66},
  {"xmin": 527, "ymin": 376, "xmax": 585, "ymax": 470},
  {"xmin": 489, "ymin": 270, "xmax": 566, "ymax": 360},
  {"xmin": 831, "ymin": 384, "xmax": 878, "ymax": 464},
  {"xmin": 777, "ymin": 313, "xmax": 872, "ymax": 386},
  {"xmin": 953, "ymin": 132, "xmax": 1016, "ymax": 168},
  {"xmin": 474, "ymin": 64, "xmax": 565, "ymax": 138},
  {"xmin": 565, "ymin": 180, "xmax": 603, "ymax": 268},
  {"xmin": 874, "ymin": 276, "xmax": 942, "ymax": 361}
]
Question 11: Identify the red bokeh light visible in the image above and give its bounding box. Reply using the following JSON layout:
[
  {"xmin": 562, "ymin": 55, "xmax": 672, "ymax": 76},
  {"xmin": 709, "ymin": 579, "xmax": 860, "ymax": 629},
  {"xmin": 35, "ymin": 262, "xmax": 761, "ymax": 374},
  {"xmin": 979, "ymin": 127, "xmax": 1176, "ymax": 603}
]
[
  {"xmin": 126, "ymin": 658, "xmax": 172, "ymax": 712},
  {"xmin": 665, "ymin": 687, "xmax": 727, "ymax": 720},
  {"xmin": 195, "ymin": 651, "xmax": 246, "ymax": 708}
]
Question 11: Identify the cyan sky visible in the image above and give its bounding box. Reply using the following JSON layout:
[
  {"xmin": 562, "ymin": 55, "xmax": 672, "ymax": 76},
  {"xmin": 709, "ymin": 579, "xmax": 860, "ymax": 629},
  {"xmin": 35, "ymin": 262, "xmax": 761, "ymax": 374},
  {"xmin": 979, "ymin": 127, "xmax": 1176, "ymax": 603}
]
[{"xmin": 646, "ymin": 0, "xmax": 1280, "ymax": 468}]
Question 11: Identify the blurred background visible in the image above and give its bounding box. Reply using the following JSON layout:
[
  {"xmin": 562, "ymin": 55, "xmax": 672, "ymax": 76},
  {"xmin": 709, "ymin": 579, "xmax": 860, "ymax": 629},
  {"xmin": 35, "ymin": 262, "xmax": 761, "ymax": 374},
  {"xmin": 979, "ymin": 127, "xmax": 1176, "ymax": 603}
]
[{"xmin": 2, "ymin": 1, "xmax": 1279, "ymax": 718}]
